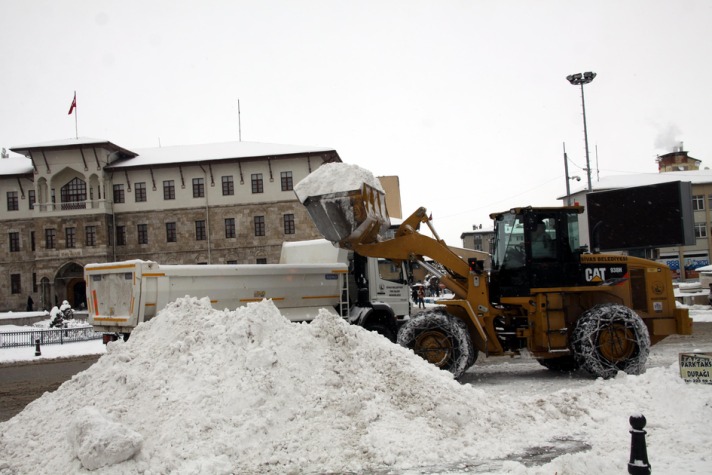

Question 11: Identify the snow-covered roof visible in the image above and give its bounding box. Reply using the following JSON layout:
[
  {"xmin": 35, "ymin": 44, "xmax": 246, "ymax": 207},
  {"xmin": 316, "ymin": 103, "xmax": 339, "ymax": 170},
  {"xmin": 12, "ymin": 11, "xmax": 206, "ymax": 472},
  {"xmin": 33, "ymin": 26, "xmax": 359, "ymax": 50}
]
[
  {"xmin": 0, "ymin": 156, "xmax": 34, "ymax": 176},
  {"xmin": 108, "ymin": 141, "xmax": 338, "ymax": 169},
  {"xmin": 562, "ymin": 169, "xmax": 712, "ymax": 199},
  {"xmin": 10, "ymin": 137, "xmax": 119, "ymax": 150}
]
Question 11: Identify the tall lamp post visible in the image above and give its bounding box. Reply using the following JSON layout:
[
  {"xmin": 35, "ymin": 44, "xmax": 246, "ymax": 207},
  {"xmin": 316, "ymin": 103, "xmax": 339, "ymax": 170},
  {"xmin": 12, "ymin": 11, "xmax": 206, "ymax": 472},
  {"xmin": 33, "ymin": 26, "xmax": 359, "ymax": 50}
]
[{"xmin": 566, "ymin": 71, "xmax": 596, "ymax": 192}]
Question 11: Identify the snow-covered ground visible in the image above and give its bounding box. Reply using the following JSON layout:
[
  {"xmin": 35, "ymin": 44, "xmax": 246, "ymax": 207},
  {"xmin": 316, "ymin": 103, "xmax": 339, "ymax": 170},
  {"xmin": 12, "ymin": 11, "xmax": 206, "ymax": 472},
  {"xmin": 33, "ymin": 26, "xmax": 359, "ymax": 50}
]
[{"xmin": 0, "ymin": 299, "xmax": 710, "ymax": 474}]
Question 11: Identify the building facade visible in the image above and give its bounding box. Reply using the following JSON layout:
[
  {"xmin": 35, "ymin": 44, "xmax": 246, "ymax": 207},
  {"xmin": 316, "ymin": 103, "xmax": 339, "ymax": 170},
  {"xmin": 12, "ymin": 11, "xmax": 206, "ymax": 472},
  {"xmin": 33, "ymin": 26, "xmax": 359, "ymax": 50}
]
[{"xmin": 1, "ymin": 138, "xmax": 340, "ymax": 311}]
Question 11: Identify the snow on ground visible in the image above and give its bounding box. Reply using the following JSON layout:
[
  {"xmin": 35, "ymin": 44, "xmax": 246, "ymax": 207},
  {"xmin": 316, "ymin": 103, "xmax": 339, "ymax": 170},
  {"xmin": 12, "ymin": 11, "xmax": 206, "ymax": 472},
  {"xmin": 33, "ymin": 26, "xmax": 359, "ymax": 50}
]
[{"xmin": 1, "ymin": 297, "xmax": 711, "ymax": 474}]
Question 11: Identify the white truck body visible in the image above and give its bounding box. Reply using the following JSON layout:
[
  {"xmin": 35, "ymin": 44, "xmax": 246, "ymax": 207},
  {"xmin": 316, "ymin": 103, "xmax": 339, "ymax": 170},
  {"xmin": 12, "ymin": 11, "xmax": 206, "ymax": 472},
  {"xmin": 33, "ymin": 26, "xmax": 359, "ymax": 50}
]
[
  {"xmin": 86, "ymin": 260, "xmax": 348, "ymax": 334},
  {"xmin": 86, "ymin": 239, "xmax": 410, "ymax": 337}
]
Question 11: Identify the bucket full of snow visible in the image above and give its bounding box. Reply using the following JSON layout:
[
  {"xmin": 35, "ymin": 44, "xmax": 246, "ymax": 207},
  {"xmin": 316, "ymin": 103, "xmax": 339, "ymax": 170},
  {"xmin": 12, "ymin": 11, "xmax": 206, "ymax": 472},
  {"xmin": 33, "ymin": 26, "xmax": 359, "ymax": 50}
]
[{"xmin": 294, "ymin": 162, "xmax": 391, "ymax": 247}]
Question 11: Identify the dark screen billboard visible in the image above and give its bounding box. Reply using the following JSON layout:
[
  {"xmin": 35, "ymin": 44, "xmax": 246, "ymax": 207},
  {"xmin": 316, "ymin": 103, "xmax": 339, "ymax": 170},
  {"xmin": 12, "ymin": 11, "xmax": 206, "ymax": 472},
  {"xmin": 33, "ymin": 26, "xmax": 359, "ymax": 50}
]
[{"xmin": 586, "ymin": 181, "xmax": 695, "ymax": 251}]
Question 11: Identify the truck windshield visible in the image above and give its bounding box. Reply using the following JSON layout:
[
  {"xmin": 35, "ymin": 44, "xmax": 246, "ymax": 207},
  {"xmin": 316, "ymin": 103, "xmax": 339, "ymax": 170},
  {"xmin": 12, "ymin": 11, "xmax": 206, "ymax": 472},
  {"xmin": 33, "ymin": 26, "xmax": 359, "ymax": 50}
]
[{"xmin": 492, "ymin": 213, "xmax": 525, "ymax": 271}]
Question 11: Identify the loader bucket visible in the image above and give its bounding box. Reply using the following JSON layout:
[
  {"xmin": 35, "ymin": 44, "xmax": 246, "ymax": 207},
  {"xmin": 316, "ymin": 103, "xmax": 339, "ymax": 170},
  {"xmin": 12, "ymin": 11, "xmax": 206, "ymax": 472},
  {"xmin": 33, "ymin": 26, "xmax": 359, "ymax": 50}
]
[{"xmin": 295, "ymin": 163, "xmax": 391, "ymax": 247}]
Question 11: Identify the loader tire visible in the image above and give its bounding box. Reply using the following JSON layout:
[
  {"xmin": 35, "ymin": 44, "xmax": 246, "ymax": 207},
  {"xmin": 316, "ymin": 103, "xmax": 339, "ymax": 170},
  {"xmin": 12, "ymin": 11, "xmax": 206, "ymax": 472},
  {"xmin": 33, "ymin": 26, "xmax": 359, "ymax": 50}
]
[
  {"xmin": 397, "ymin": 311, "xmax": 473, "ymax": 379},
  {"xmin": 572, "ymin": 304, "xmax": 650, "ymax": 379}
]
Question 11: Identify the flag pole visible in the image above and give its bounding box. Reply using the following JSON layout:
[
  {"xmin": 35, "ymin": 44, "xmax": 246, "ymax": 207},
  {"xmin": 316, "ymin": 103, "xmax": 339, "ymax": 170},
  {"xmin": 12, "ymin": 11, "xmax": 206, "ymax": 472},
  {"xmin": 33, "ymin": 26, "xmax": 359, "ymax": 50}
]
[
  {"xmin": 74, "ymin": 90, "xmax": 78, "ymax": 138},
  {"xmin": 238, "ymin": 99, "xmax": 242, "ymax": 142}
]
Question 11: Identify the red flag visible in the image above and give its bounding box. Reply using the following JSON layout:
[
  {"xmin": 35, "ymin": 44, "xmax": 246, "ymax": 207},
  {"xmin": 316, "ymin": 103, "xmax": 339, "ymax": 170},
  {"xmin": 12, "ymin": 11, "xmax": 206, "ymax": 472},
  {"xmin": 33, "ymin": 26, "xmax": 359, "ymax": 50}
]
[{"xmin": 68, "ymin": 93, "xmax": 76, "ymax": 115}]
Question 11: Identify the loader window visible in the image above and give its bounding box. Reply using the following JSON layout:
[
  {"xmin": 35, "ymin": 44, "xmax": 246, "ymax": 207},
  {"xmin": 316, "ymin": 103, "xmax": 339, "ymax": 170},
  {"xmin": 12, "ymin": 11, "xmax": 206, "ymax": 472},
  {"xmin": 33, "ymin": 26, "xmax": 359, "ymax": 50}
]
[{"xmin": 492, "ymin": 213, "xmax": 526, "ymax": 271}]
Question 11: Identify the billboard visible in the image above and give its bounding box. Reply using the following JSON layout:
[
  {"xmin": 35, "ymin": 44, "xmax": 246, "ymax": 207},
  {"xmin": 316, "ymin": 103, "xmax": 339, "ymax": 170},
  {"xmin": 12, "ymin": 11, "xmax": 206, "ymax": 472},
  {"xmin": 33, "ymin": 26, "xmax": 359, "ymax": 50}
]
[{"xmin": 586, "ymin": 181, "xmax": 695, "ymax": 251}]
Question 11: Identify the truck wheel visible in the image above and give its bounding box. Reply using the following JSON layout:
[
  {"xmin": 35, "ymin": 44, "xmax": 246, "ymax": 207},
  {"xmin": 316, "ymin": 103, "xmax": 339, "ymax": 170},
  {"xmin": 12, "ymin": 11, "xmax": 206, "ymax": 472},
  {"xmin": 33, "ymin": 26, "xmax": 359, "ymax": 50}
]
[
  {"xmin": 572, "ymin": 304, "xmax": 650, "ymax": 379},
  {"xmin": 397, "ymin": 311, "xmax": 473, "ymax": 379},
  {"xmin": 537, "ymin": 356, "xmax": 579, "ymax": 372},
  {"xmin": 363, "ymin": 321, "xmax": 397, "ymax": 342}
]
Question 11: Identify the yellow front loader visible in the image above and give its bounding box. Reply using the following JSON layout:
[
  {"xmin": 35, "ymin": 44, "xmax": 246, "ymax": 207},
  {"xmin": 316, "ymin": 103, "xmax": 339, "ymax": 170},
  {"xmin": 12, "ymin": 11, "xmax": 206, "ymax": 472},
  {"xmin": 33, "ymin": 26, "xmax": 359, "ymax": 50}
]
[{"xmin": 295, "ymin": 163, "xmax": 692, "ymax": 379}]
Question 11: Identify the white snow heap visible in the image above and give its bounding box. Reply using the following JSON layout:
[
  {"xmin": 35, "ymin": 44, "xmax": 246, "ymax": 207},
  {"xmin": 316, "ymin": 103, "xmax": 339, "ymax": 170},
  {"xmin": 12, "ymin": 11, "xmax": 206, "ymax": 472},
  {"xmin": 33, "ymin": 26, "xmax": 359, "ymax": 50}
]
[
  {"xmin": 1, "ymin": 297, "xmax": 711, "ymax": 474},
  {"xmin": 67, "ymin": 407, "xmax": 143, "ymax": 470},
  {"xmin": 293, "ymin": 162, "xmax": 384, "ymax": 204}
]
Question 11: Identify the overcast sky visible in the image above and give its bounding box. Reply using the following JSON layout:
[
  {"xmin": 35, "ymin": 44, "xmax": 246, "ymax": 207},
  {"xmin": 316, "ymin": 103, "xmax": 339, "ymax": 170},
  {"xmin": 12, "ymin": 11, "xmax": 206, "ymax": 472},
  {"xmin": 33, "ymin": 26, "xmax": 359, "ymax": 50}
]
[{"xmin": 2, "ymin": 0, "xmax": 711, "ymax": 244}]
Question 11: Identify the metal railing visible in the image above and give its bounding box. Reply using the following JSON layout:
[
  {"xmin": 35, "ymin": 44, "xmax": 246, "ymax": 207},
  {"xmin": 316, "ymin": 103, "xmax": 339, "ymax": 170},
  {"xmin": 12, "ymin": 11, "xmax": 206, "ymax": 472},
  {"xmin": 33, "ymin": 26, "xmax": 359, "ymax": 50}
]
[{"xmin": 0, "ymin": 326, "xmax": 102, "ymax": 348}]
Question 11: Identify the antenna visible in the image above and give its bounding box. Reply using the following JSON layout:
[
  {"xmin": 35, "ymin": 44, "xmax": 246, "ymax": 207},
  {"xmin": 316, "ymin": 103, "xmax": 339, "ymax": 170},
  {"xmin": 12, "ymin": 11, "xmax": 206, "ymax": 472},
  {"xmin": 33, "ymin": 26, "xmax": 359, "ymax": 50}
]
[{"xmin": 238, "ymin": 99, "xmax": 242, "ymax": 142}]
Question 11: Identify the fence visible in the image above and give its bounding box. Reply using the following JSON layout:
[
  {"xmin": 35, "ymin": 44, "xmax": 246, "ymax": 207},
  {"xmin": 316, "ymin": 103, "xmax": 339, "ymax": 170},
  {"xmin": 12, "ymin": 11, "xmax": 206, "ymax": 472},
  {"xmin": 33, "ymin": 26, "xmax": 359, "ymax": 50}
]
[{"xmin": 0, "ymin": 326, "xmax": 102, "ymax": 348}]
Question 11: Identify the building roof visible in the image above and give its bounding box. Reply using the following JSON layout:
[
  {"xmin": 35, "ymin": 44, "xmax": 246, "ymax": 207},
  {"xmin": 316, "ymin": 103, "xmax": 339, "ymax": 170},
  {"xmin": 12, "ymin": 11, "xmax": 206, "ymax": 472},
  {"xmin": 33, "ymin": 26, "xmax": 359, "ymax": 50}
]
[
  {"xmin": 10, "ymin": 137, "xmax": 138, "ymax": 158},
  {"xmin": 2, "ymin": 138, "xmax": 339, "ymax": 176},
  {"xmin": 562, "ymin": 169, "xmax": 712, "ymax": 199},
  {"xmin": 107, "ymin": 141, "xmax": 338, "ymax": 169},
  {"xmin": 0, "ymin": 156, "xmax": 34, "ymax": 175}
]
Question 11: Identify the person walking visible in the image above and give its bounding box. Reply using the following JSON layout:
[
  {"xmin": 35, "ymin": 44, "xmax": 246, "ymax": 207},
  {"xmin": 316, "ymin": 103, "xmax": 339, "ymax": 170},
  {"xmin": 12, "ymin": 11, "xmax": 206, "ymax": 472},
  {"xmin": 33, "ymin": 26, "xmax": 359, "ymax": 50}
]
[{"xmin": 417, "ymin": 285, "xmax": 425, "ymax": 309}]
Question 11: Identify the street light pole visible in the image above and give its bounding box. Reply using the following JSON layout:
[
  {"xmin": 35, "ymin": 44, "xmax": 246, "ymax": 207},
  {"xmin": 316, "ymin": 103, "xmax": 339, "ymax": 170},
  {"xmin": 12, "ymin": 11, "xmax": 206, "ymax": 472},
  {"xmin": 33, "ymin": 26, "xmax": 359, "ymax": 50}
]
[{"xmin": 566, "ymin": 71, "xmax": 596, "ymax": 192}]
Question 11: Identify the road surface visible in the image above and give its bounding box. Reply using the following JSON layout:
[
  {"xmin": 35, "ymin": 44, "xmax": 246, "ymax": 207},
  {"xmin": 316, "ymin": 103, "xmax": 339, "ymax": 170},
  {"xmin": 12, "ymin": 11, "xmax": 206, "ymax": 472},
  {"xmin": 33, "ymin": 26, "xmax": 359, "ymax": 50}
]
[{"xmin": 0, "ymin": 354, "xmax": 101, "ymax": 422}]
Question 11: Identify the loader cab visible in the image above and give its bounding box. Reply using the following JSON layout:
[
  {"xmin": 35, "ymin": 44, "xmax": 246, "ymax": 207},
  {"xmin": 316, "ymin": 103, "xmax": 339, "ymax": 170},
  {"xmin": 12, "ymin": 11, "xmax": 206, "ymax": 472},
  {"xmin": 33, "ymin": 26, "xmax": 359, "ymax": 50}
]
[{"xmin": 489, "ymin": 207, "xmax": 584, "ymax": 301}]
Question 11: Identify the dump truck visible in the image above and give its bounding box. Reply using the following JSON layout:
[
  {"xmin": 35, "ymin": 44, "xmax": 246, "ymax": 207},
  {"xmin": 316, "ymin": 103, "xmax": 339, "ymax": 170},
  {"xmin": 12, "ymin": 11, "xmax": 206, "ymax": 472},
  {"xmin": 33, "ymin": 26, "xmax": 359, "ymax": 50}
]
[
  {"xmin": 86, "ymin": 239, "xmax": 410, "ymax": 342},
  {"xmin": 295, "ymin": 162, "xmax": 693, "ymax": 379}
]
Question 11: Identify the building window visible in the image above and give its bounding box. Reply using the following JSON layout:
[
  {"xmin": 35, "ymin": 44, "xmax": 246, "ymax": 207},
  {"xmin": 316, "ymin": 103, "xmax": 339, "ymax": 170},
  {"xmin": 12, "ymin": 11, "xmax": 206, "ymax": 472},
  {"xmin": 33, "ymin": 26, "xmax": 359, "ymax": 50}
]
[
  {"xmin": 195, "ymin": 220, "xmax": 206, "ymax": 241},
  {"xmin": 694, "ymin": 223, "xmax": 707, "ymax": 238},
  {"xmin": 256, "ymin": 258, "xmax": 267, "ymax": 264},
  {"xmin": 7, "ymin": 191, "xmax": 18, "ymax": 211},
  {"xmin": 251, "ymin": 174, "xmax": 264, "ymax": 194},
  {"xmin": 10, "ymin": 274, "xmax": 21, "ymax": 294},
  {"xmin": 9, "ymin": 232, "xmax": 20, "ymax": 252},
  {"xmin": 135, "ymin": 182, "xmax": 147, "ymax": 202},
  {"xmin": 226, "ymin": 260, "xmax": 237, "ymax": 265},
  {"xmin": 66, "ymin": 227, "xmax": 76, "ymax": 248},
  {"xmin": 30, "ymin": 231, "xmax": 35, "ymax": 251},
  {"xmin": 225, "ymin": 218, "xmax": 236, "ymax": 238},
  {"xmin": 193, "ymin": 178, "xmax": 205, "ymax": 198},
  {"xmin": 116, "ymin": 226, "xmax": 126, "ymax": 246},
  {"xmin": 281, "ymin": 171, "xmax": 293, "ymax": 191},
  {"xmin": 222, "ymin": 176, "xmax": 234, "ymax": 196},
  {"xmin": 138, "ymin": 224, "xmax": 148, "ymax": 245},
  {"xmin": 163, "ymin": 180, "xmax": 175, "ymax": 200},
  {"xmin": 45, "ymin": 228, "xmax": 56, "ymax": 249},
  {"xmin": 28, "ymin": 190, "xmax": 35, "ymax": 210},
  {"xmin": 254, "ymin": 216, "xmax": 265, "ymax": 236},
  {"xmin": 60, "ymin": 178, "xmax": 86, "ymax": 210},
  {"xmin": 85, "ymin": 226, "xmax": 97, "ymax": 246},
  {"xmin": 113, "ymin": 184, "xmax": 125, "ymax": 203},
  {"xmin": 166, "ymin": 222, "xmax": 177, "ymax": 242},
  {"xmin": 693, "ymin": 195, "xmax": 705, "ymax": 211},
  {"xmin": 283, "ymin": 214, "xmax": 295, "ymax": 234}
]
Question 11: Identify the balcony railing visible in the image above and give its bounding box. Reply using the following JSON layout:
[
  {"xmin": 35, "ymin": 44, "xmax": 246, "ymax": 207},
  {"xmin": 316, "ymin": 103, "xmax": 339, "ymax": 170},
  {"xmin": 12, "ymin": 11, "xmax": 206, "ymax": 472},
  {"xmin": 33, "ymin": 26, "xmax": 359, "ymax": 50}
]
[{"xmin": 37, "ymin": 200, "xmax": 112, "ymax": 214}]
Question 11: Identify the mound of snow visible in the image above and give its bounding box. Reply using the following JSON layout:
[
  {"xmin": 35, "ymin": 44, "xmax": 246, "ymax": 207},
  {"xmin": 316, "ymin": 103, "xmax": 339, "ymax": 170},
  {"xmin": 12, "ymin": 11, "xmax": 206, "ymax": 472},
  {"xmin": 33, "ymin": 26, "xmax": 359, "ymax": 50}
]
[{"xmin": 1, "ymin": 298, "xmax": 710, "ymax": 474}]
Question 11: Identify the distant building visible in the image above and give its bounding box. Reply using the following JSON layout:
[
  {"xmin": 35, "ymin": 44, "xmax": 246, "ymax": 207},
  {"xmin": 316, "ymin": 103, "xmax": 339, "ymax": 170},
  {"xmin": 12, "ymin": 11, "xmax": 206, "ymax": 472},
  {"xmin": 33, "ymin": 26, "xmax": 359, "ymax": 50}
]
[
  {"xmin": 460, "ymin": 225, "xmax": 495, "ymax": 254},
  {"xmin": 0, "ymin": 138, "xmax": 341, "ymax": 311},
  {"xmin": 564, "ymin": 146, "xmax": 711, "ymax": 279}
]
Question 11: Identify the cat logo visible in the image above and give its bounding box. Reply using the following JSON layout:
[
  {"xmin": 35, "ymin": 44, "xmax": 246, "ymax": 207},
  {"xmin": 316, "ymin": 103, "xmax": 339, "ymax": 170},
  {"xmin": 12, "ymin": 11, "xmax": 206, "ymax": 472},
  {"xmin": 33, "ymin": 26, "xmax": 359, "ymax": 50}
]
[{"xmin": 585, "ymin": 267, "xmax": 606, "ymax": 282}]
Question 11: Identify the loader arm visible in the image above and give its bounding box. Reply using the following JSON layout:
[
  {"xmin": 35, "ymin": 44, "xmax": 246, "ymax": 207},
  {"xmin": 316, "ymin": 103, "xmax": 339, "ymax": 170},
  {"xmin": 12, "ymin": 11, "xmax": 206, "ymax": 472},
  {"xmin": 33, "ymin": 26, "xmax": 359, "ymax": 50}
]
[{"xmin": 353, "ymin": 208, "xmax": 471, "ymax": 299}]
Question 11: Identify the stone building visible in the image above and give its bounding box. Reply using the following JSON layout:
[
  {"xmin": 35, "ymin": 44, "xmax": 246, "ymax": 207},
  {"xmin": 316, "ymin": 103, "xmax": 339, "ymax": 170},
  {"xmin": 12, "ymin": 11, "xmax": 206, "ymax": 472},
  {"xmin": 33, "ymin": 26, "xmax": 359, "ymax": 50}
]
[{"xmin": 1, "ymin": 138, "xmax": 340, "ymax": 311}]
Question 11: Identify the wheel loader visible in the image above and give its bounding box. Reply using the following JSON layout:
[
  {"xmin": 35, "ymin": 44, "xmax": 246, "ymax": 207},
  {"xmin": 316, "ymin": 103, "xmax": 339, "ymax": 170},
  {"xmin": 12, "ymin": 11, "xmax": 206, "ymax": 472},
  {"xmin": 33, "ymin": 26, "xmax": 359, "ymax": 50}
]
[{"xmin": 294, "ymin": 163, "xmax": 692, "ymax": 379}]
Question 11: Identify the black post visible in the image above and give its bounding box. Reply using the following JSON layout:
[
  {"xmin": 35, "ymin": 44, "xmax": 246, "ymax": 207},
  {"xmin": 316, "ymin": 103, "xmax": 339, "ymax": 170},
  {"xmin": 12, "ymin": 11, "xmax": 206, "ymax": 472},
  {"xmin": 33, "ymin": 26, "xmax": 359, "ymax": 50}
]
[
  {"xmin": 34, "ymin": 338, "xmax": 41, "ymax": 357},
  {"xmin": 628, "ymin": 414, "xmax": 651, "ymax": 475}
]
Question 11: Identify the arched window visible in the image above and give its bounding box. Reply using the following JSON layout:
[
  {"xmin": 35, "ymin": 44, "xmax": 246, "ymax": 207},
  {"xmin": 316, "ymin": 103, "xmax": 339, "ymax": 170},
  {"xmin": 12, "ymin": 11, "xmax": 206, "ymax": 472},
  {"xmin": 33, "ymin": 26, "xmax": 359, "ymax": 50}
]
[{"xmin": 60, "ymin": 178, "xmax": 87, "ymax": 210}]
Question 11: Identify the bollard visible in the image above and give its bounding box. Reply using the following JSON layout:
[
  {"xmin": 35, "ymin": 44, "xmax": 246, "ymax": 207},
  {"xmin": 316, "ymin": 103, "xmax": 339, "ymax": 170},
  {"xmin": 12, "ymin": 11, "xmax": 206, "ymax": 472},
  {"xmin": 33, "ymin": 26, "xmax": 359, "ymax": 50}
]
[
  {"xmin": 34, "ymin": 338, "xmax": 41, "ymax": 357},
  {"xmin": 628, "ymin": 413, "xmax": 651, "ymax": 475}
]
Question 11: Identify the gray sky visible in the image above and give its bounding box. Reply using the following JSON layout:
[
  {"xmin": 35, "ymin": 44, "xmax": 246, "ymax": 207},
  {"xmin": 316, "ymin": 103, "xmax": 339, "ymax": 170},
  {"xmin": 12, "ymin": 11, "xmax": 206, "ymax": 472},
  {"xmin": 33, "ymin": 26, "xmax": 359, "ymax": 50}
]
[{"xmin": 2, "ymin": 0, "xmax": 711, "ymax": 244}]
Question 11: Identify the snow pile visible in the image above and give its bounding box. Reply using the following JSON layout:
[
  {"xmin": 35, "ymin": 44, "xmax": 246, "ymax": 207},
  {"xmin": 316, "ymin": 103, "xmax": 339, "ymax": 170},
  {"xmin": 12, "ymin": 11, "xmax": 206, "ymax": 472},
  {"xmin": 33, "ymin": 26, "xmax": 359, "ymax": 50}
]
[
  {"xmin": 293, "ymin": 161, "xmax": 384, "ymax": 203},
  {"xmin": 1, "ymin": 298, "xmax": 711, "ymax": 474}
]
